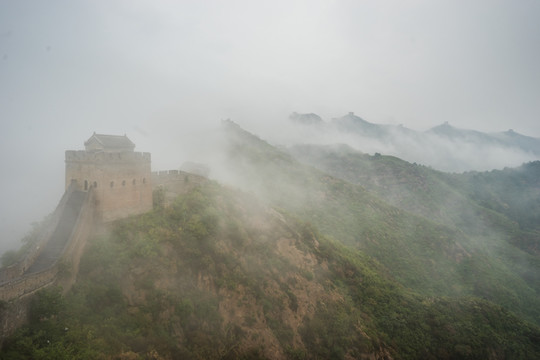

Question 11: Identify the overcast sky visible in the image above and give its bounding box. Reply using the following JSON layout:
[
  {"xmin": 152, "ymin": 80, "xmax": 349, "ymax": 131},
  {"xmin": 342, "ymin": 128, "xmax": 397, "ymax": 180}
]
[{"xmin": 1, "ymin": 0, "xmax": 540, "ymax": 252}]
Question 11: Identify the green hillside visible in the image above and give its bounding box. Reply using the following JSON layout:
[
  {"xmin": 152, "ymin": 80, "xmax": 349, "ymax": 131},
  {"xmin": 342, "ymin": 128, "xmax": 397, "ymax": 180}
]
[
  {"xmin": 449, "ymin": 162, "xmax": 540, "ymax": 254},
  {"xmin": 3, "ymin": 181, "xmax": 539, "ymax": 359},
  {"xmin": 287, "ymin": 143, "xmax": 540, "ymax": 258},
  {"xmin": 3, "ymin": 122, "xmax": 540, "ymax": 359},
  {"xmin": 219, "ymin": 123, "xmax": 540, "ymax": 325},
  {"xmin": 286, "ymin": 144, "xmax": 540, "ymax": 306}
]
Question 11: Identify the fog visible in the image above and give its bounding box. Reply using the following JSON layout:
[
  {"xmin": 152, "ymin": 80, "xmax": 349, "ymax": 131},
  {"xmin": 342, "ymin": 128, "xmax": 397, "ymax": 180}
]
[
  {"xmin": 1, "ymin": 0, "xmax": 540, "ymax": 254},
  {"xmin": 258, "ymin": 114, "xmax": 540, "ymax": 173}
]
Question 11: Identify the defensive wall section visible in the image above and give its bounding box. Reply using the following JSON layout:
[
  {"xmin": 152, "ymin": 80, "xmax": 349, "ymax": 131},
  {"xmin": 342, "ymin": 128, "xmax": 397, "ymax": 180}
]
[
  {"xmin": 1, "ymin": 135, "xmax": 154, "ymax": 345},
  {"xmin": 152, "ymin": 169, "xmax": 208, "ymax": 185},
  {"xmin": 58, "ymin": 186, "xmax": 97, "ymax": 288},
  {"xmin": 0, "ymin": 170, "xmax": 204, "ymax": 301},
  {"xmin": 0, "ymin": 191, "xmax": 69, "ymax": 283},
  {"xmin": 65, "ymin": 150, "xmax": 152, "ymax": 222},
  {"xmin": 0, "ymin": 186, "xmax": 97, "ymax": 342},
  {"xmin": 0, "ymin": 165, "xmax": 208, "ymax": 344},
  {"xmin": 152, "ymin": 169, "xmax": 208, "ymax": 206}
]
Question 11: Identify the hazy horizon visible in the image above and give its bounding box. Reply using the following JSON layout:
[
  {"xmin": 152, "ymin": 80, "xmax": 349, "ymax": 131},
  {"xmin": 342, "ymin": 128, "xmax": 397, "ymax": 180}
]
[{"xmin": 1, "ymin": 0, "xmax": 540, "ymax": 254}]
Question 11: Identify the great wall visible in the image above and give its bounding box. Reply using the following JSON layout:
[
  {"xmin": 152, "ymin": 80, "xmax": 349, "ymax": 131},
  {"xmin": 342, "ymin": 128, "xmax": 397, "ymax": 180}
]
[{"xmin": 0, "ymin": 134, "xmax": 206, "ymax": 343}]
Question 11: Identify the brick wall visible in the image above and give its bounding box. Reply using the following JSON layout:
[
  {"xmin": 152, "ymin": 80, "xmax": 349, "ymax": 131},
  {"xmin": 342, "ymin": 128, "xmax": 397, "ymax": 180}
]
[{"xmin": 65, "ymin": 150, "xmax": 152, "ymax": 222}]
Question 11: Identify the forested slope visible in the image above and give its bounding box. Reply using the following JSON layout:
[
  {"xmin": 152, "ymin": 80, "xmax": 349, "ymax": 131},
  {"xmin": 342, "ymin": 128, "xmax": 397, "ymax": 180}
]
[
  {"xmin": 3, "ymin": 181, "xmax": 539, "ymax": 359},
  {"xmin": 3, "ymin": 122, "xmax": 540, "ymax": 359}
]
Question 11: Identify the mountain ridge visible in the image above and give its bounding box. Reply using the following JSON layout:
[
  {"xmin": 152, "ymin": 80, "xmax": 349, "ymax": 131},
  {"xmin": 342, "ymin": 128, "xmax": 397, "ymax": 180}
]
[
  {"xmin": 215, "ymin": 122, "xmax": 540, "ymax": 324},
  {"xmin": 283, "ymin": 112, "xmax": 540, "ymax": 172},
  {"xmin": 2, "ymin": 120, "xmax": 540, "ymax": 359},
  {"xmin": 4, "ymin": 173, "xmax": 539, "ymax": 359}
]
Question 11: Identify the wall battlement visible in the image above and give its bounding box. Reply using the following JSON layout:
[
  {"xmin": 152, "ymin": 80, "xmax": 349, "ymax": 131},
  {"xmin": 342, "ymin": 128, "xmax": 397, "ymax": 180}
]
[
  {"xmin": 152, "ymin": 169, "xmax": 180, "ymax": 177},
  {"xmin": 0, "ymin": 185, "xmax": 94, "ymax": 299},
  {"xmin": 1, "ymin": 134, "xmax": 152, "ymax": 345},
  {"xmin": 152, "ymin": 170, "xmax": 208, "ymax": 207},
  {"xmin": 65, "ymin": 136, "xmax": 152, "ymax": 222},
  {"xmin": 152, "ymin": 169, "xmax": 206, "ymax": 183},
  {"xmin": 65, "ymin": 150, "xmax": 151, "ymax": 163},
  {"xmin": 0, "ymin": 189, "xmax": 70, "ymax": 283},
  {"xmin": 0, "ymin": 187, "xmax": 96, "ymax": 344}
]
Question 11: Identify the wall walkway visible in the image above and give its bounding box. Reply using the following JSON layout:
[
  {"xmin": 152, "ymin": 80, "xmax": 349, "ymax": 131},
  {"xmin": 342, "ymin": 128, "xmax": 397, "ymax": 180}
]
[
  {"xmin": 0, "ymin": 185, "xmax": 97, "ymax": 343},
  {"xmin": 0, "ymin": 168, "xmax": 207, "ymax": 344}
]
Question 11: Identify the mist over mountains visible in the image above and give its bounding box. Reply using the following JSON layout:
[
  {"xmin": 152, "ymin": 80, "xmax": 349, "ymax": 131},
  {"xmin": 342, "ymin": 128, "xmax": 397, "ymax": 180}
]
[
  {"xmin": 282, "ymin": 112, "xmax": 540, "ymax": 172},
  {"xmin": 2, "ymin": 0, "xmax": 540, "ymax": 355},
  {"xmin": 1, "ymin": 110, "xmax": 538, "ymax": 258},
  {"xmin": 3, "ymin": 119, "xmax": 540, "ymax": 359}
]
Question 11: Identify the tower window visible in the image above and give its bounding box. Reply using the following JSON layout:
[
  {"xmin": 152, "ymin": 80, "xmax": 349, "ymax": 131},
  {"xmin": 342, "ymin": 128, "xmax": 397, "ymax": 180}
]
[
  {"xmin": 84, "ymin": 180, "xmax": 88, "ymax": 191},
  {"xmin": 122, "ymin": 180, "xmax": 126, "ymax": 187},
  {"xmin": 93, "ymin": 181, "xmax": 97, "ymax": 188},
  {"xmin": 143, "ymin": 178, "xmax": 146, "ymax": 184},
  {"xmin": 110, "ymin": 181, "xmax": 114, "ymax": 188},
  {"xmin": 132, "ymin": 179, "xmax": 136, "ymax": 185}
]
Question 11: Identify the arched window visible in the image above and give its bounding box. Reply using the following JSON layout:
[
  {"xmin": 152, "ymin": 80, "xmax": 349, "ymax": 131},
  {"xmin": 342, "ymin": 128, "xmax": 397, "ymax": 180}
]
[
  {"xmin": 93, "ymin": 181, "xmax": 97, "ymax": 188},
  {"xmin": 143, "ymin": 178, "xmax": 146, "ymax": 184},
  {"xmin": 132, "ymin": 179, "xmax": 136, "ymax": 185},
  {"xmin": 84, "ymin": 180, "xmax": 88, "ymax": 191},
  {"xmin": 122, "ymin": 180, "xmax": 126, "ymax": 187},
  {"xmin": 110, "ymin": 181, "xmax": 114, "ymax": 188}
]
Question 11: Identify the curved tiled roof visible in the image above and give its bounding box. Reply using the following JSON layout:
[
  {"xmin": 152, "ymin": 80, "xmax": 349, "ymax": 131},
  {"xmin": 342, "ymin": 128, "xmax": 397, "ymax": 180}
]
[{"xmin": 85, "ymin": 133, "xmax": 135, "ymax": 151}]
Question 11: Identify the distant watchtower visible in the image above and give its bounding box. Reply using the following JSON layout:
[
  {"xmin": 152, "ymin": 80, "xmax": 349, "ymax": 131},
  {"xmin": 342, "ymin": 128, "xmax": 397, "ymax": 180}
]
[{"xmin": 65, "ymin": 133, "xmax": 152, "ymax": 222}]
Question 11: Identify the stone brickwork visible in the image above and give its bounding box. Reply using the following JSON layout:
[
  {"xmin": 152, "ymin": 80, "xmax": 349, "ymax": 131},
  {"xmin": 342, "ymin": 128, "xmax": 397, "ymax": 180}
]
[
  {"xmin": 0, "ymin": 187, "xmax": 95, "ymax": 302},
  {"xmin": 0, "ymin": 187, "xmax": 96, "ymax": 344},
  {"xmin": 0, "ymin": 189, "xmax": 73, "ymax": 284},
  {"xmin": 65, "ymin": 149, "xmax": 152, "ymax": 222},
  {"xmin": 152, "ymin": 170, "xmax": 208, "ymax": 207},
  {"xmin": 0, "ymin": 133, "xmax": 153, "ymax": 345},
  {"xmin": 0, "ymin": 166, "xmax": 208, "ymax": 344}
]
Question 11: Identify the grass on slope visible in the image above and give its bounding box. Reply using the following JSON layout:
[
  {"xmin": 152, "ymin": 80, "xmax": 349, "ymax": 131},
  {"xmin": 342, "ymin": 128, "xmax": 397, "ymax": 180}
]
[
  {"xmin": 3, "ymin": 182, "xmax": 540, "ymax": 359},
  {"xmin": 219, "ymin": 124, "xmax": 540, "ymax": 325}
]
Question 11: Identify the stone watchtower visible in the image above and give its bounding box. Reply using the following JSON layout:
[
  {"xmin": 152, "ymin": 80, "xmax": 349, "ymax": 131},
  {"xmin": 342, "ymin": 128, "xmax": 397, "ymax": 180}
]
[{"xmin": 65, "ymin": 133, "xmax": 152, "ymax": 222}]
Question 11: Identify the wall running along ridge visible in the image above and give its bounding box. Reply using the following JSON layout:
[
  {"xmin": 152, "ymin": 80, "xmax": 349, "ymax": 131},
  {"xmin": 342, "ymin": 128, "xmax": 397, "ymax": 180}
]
[
  {"xmin": 65, "ymin": 150, "xmax": 152, "ymax": 222},
  {"xmin": 0, "ymin": 185, "xmax": 96, "ymax": 342},
  {"xmin": 0, "ymin": 136, "xmax": 154, "ymax": 345}
]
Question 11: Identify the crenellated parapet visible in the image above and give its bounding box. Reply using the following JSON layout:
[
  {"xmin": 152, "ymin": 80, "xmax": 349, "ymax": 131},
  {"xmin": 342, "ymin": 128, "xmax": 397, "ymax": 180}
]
[
  {"xmin": 65, "ymin": 150, "xmax": 151, "ymax": 164},
  {"xmin": 0, "ymin": 187, "xmax": 71, "ymax": 284},
  {"xmin": 65, "ymin": 134, "xmax": 153, "ymax": 222},
  {"xmin": 0, "ymin": 187, "xmax": 97, "ymax": 343},
  {"xmin": 0, "ymin": 133, "xmax": 153, "ymax": 345},
  {"xmin": 152, "ymin": 169, "xmax": 180, "ymax": 178},
  {"xmin": 151, "ymin": 170, "xmax": 208, "ymax": 207},
  {"xmin": 152, "ymin": 169, "xmax": 207, "ymax": 184}
]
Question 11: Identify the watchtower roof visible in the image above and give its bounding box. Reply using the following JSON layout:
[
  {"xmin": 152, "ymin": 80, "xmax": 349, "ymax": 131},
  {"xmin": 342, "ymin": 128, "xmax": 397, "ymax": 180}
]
[{"xmin": 85, "ymin": 133, "xmax": 135, "ymax": 152}]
